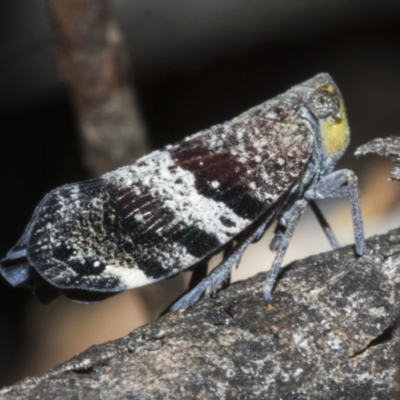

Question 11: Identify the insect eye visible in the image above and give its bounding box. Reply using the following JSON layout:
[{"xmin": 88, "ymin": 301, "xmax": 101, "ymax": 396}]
[
  {"xmin": 327, "ymin": 115, "xmax": 340, "ymax": 125},
  {"xmin": 308, "ymin": 91, "xmax": 339, "ymax": 120}
]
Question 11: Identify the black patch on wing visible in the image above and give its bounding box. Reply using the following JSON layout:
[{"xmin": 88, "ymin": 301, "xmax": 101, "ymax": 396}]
[
  {"xmin": 219, "ymin": 216, "xmax": 236, "ymax": 228},
  {"xmin": 199, "ymin": 184, "xmax": 266, "ymax": 221},
  {"xmin": 170, "ymin": 226, "xmax": 220, "ymax": 258},
  {"xmin": 171, "ymin": 145, "xmax": 267, "ymax": 220},
  {"xmin": 104, "ymin": 184, "xmax": 221, "ymax": 277},
  {"xmin": 24, "ymin": 177, "xmax": 223, "ymax": 291},
  {"xmin": 170, "ymin": 116, "xmax": 315, "ymax": 224}
]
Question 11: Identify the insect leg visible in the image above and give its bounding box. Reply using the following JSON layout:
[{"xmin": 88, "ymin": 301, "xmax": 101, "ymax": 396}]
[
  {"xmin": 263, "ymin": 199, "xmax": 308, "ymax": 302},
  {"xmin": 309, "ymin": 200, "xmax": 341, "ymax": 249},
  {"xmin": 269, "ymin": 219, "xmax": 287, "ymax": 251},
  {"xmin": 170, "ymin": 250, "xmax": 238, "ymax": 311},
  {"xmin": 188, "ymin": 260, "xmax": 208, "ymax": 291},
  {"xmin": 170, "ymin": 211, "xmax": 276, "ymax": 311},
  {"xmin": 271, "ymin": 201, "xmax": 340, "ymax": 252},
  {"xmin": 305, "ymin": 169, "xmax": 365, "ymax": 256}
]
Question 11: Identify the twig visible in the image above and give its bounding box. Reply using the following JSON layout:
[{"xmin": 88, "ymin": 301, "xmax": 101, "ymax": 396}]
[{"xmin": 47, "ymin": 0, "xmax": 148, "ymax": 175}]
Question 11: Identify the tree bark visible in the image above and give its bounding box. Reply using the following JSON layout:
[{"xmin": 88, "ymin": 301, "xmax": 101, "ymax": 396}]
[{"xmin": 0, "ymin": 229, "xmax": 399, "ymax": 399}]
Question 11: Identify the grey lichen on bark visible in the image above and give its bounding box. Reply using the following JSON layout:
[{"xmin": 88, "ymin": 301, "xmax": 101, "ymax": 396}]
[{"xmin": 0, "ymin": 229, "xmax": 399, "ymax": 399}]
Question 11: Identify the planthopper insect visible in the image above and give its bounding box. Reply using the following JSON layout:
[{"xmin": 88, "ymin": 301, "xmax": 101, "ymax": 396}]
[{"xmin": 0, "ymin": 73, "xmax": 365, "ymax": 310}]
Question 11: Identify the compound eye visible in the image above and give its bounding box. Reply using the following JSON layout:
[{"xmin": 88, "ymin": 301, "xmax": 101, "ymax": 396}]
[{"xmin": 308, "ymin": 91, "xmax": 340, "ymax": 120}]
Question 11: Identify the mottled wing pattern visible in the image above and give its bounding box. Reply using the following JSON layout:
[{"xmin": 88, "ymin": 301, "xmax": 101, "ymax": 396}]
[{"xmin": 26, "ymin": 102, "xmax": 315, "ymax": 293}]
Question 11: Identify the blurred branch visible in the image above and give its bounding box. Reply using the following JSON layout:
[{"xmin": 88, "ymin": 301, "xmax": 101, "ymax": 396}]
[
  {"xmin": 47, "ymin": 0, "xmax": 149, "ymax": 175},
  {"xmin": 0, "ymin": 229, "xmax": 399, "ymax": 398}
]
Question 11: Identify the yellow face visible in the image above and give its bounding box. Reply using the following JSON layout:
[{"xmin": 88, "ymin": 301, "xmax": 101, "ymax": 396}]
[
  {"xmin": 319, "ymin": 99, "xmax": 349, "ymax": 157},
  {"xmin": 308, "ymin": 83, "xmax": 350, "ymax": 158}
]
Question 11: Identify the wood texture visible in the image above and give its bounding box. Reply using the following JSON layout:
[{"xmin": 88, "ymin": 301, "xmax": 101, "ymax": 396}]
[{"xmin": 0, "ymin": 228, "xmax": 398, "ymax": 399}]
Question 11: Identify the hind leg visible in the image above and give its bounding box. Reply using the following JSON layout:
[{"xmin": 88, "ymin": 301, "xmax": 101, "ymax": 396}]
[
  {"xmin": 305, "ymin": 169, "xmax": 365, "ymax": 255},
  {"xmin": 171, "ymin": 212, "xmax": 275, "ymax": 311}
]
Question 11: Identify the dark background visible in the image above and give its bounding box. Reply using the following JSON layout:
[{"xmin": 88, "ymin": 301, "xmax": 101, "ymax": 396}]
[{"xmin": 1, "ymin": 0, "xmax": 400, "ymax": 387}]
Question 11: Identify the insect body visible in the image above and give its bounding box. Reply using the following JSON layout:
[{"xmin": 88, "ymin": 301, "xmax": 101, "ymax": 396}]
[{"xmin": 0, "ymin": 73, "xmax": 365, "ymax": 308}]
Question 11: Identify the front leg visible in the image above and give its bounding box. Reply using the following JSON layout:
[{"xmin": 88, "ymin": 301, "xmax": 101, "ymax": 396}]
[
  {"xmin": 263, "ymin": 199, "xmax": 308, "ymax": 302},
  {"xmin": 309, "ymin": 200, "xmax": 341, "ymax": 250},
  {"xmin": 305, "ymin": 169, "xmax": 366, "ymax": 256},
  {"xmin": 270, "ymin": 200, "xmax": 340, "ymax": 251}
]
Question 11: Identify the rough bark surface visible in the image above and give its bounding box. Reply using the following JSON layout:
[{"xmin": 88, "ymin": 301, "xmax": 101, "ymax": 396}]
[{"xmin": 0, "ymin": 229, "xmax": 399, "ymax": 399}]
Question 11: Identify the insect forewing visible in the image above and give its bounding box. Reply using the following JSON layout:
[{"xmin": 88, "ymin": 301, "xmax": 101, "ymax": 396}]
[{"xmin": 22, "ymin": 107, "xmax": 314, "ymax": 293}]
